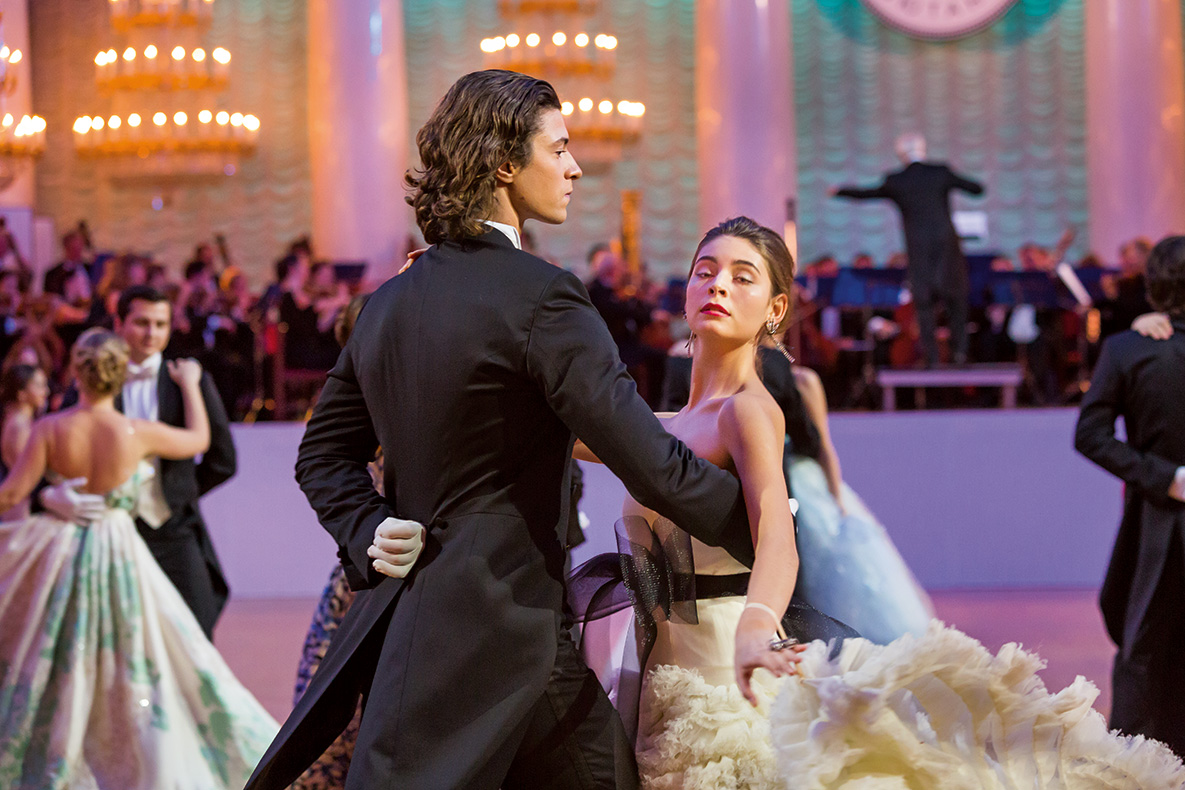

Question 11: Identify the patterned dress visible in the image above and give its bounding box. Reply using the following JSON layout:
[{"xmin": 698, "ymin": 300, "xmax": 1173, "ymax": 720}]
[{"xmin": 0, "ymin": 462, "xmax": 278, "ymax": 790}]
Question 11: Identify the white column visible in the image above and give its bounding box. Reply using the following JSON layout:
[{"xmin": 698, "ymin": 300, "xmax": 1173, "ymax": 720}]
[
  {"xmin": 307, "ymin": 0, "xmax": 410, "ymax": 283},
  {"xmin": 695, "ymin": 0, "xmax": 795, "ymax": 240},
  {"xmin": 0, "ymin": 0, "xmax": 33, "ymax": 209},
  {"xmin": 1085, "ymin": 0, "xmax": 1185, "ymax": 259}
]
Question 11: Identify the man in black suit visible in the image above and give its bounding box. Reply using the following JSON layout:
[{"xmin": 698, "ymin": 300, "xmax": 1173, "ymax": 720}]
[
  {"xmin": 1075, "ymin": 235, "xmax": 1185, "ymax": 754},
  {"xmin": 247, "ymin": 70, "xmax": 764, "ymax": 790},
  {"xmin": 833, "ymin": 133, "xmax": 985, "ymax": 366},
  {"xmin": 65, "ymin": 285, "xmax": 237, "ymax": 637},
  {"xmin": 43, "ymin": 228, "xmax": 94, "ymax": 297}
]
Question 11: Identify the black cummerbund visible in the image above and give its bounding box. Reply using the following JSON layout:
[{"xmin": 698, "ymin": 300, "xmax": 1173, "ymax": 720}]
[{"xmin": 694, "ymin": 572, "xmax": 749, "ymax": 599}]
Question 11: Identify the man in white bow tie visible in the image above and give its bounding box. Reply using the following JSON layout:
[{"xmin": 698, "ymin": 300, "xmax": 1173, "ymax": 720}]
[{"xmin": 64, "ymin": 284, "xmax": 238, "ymax": 637}]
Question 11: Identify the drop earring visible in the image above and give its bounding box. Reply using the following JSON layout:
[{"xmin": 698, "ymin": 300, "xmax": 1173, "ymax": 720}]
[{"xmin": 767, "ymin": 319, "xmax": 795, "ymax": 363}]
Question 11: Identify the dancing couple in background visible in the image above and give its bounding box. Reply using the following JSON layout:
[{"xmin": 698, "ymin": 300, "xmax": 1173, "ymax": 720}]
[
  {"xmin": 251, "ymin": 69, "xmax": 1183, "ymax": 790},
  {"xmin": 0, "ymin": 328, "xmax": 276, "ymax": 788}
]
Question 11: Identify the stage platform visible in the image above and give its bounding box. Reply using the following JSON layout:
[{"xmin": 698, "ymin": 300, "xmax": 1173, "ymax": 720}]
[
  {"xmin": 204, "ymin": 407, "xmax": 1122, "ymax": 598},
  {"xmin": 876, "ymin": 363, "xmax": 1024, "ymax": 410}
]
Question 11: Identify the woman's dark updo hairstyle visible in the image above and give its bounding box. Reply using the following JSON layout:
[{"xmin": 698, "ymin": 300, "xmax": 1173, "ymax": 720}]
[
  {"xmin": 0, "ymin": 364, "xmax": 38, "ymax": 407},
  {"xmin": 405, "ymin": 69, "xmax": 561, "ymax": 245},
  {"xmin": 71, "ymin": 328, "xmax": 130, "ymax": 397}
]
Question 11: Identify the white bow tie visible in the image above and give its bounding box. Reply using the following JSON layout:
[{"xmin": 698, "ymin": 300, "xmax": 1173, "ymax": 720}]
[{"xmin": 125, "ymin": 362, "xmax": 159, "ymax": 383}]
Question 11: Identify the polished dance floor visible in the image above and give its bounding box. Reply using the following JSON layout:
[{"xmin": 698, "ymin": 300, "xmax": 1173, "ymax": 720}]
[{"xmin": 215, "ymin": 588, "xmax": 1114, "ymax": 723}]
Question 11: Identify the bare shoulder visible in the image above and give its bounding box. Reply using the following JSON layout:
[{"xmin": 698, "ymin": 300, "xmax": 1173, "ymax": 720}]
[
  {"xmin": 791, "ymin": 365, "xmax": 823, "ymax": 393},
  {"xmin": 719, "ymin": 386, "xmax": 784, "ymax": 438}
]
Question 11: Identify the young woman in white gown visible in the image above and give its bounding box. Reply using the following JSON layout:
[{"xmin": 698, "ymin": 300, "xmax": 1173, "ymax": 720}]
[{"xmin": 0, "ymin": 328, "xmax": 278, "ymax": 789}]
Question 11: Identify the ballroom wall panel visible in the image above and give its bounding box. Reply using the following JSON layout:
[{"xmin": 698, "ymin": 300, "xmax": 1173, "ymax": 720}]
[
  {"xmin": 793, "ymin": 0, "xmax": 1089, "ymax": 265},
  {"xmin": 31, "ymin": 0, "xmax": 312, "ymax": 284}
]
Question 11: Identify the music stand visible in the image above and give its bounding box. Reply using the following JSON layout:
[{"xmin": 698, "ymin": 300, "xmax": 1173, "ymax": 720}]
[{"xmin": 830, "ymin": 268, "xmax": 907, "ymax": 408}]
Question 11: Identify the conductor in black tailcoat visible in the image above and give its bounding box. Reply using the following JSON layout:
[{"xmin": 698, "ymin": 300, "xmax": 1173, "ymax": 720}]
[
  {"xmin": 1075, "ymin": 235, "xmax": 1185, "ymax": 755},
  {"xmin": 246, "ymin": 70, "xmax": 757, "ymax": 790},
  {"xmin": 832, "ymin": 133, "xmax": 984, "ymax": 367},
  {"xmin": 62, "ymin": 285, "xmax": 237, "ymax": 638}
]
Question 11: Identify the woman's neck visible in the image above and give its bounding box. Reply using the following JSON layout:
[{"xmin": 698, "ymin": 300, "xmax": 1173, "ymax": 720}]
[
  {"xmin": 686, "ymin": 338, "xmax": 758, "ymax": 408},
  {"xmin": 78, "ymin": 391, "xmax": 117, "ymax": 411}
]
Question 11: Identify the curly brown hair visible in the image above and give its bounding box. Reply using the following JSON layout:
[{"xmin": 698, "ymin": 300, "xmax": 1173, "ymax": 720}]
[
  {"xmin": 405, "ymin": 70, "xmax": 560, "ymax": 245},
  {"xmin": 1146, "ymin": 235, "xmax": 1185, "ymax": 317},
  {"xmin": 71, "ymin": 328, "xmax": 130, "ymax": 397}
]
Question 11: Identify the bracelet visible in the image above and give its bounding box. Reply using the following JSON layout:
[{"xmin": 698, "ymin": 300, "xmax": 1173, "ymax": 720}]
[{"xmin": 742, "ymin": 601, "xmax": 782, "ymax": 628}]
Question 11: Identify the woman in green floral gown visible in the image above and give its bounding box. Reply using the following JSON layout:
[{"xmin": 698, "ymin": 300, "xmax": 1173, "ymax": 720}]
[{"xmin": 0, "ymin": 328, "xmax": 277, "ymax": 789}]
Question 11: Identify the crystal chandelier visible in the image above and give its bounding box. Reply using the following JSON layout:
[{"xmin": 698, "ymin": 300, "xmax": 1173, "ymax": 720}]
[
  {"xmin": 479, "ymin": 0, "xmax": 643, "ymax": 166},
  {"xmin": 73, "ymin": 0, "xmax": 259, "ymax": 183},
  {"xmin": 0, "ymin": 9, "xmax": 45, "ymax": 167}
]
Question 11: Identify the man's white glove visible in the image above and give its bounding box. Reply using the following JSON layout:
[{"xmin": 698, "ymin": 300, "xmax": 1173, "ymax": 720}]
[
  {"xmin": 40, "ymin": 477, "xmax": 107, "ymax": 523},
  {"xmin": 367, "ymin": 517, "xmax": 426, "ymax": 579}
]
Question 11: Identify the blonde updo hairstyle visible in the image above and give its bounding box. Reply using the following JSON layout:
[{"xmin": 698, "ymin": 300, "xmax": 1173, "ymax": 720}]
[{"xmin": 71, "ymin": 328, "xmax": 130, "ymax": 397}]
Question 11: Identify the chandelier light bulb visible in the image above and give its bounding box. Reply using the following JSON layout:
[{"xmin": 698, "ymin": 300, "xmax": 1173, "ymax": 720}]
[
  {"xmin": 604, "ymin": 36, "xmax": 618, "ymax": 50},
  {"xmin": 171, "ymin": 46, "xmax": 185, "ymax": 61},
  {"xmin": 174, "ymin": 111, "xmax": 187, "ymax": 125},
  {"xmin": 192, "ymin": 48, "xmax": 207, "ymax": 62},
  {"xmin": 526, "ymin": 33, "xmax": 540, "ymax": 47},
  {"xmin": 552, "ymin": 32, "xmax": 566, "ymax": 46},
  {"xmin": 598, "ymin": 100, "xmax": 612, "ymax": 114},
  {"xmin": 561, "ymin": 101, "xmax": 573, "ymax": 115},
  {"xmin": 74, "ymin": 117, "xmax": 91, "ymax": 134},
  {"xmin": 199, "ymin": 110, "xmax": 213, "ymax": 123},
  {"xmin": 506, "ymin": 34, "xmax": 520, "ymax": 47},
  {"xmin": 32, "ymin": 117, "xmax": 46, "ymax": 133},
  {"xmin": 123, "ymin": 46, "xmax": 136, "ymax": 61},
  {"xmin": 8, "ymin": 50, "xmax": 20, "ymax": 65},
  {"xmin": 108, "ymin": 115, "xmax": 121, "ymax": 129},
  {"xmin": 212, "ymin": 47, "xmax": 231, "ymax": 64},
  {"xmin": 145, "ymin": 44, "xmax": 158, "ymax": 59},
  {"xmin": 230, "ymin": 112, "xmax": 244, "ymax": 127},
  {"xmin": 594, "ymin": 34, "xmax": 606, "ymax": 48},
  {"xmin": 578, "ymin": 98, "xmax": 593, "ymax": 112},
  {"xmin": 575, "ymin": 33, "xmax": 589, "ymax": 47},
  {"xmin": 92, "ymin": 116, "xmax": 105, "ymax": 130},
  {"xmin": 107, "ymin": 49, "xmax": 117, "ymax": 61},
  {"xmin": 1, "ymin": 114, "xmax": 11, "ymax": 127},
  {"xmin": 243, "ymin": 114, "xmax": 260, "ymax": 131},
  {"xmin": 95, "ymin": 52, "xmax": 108, "ymax": 66},
  {"xmin": 216, "ymin": 111, "xmax": 230, "ymax": 125},
  {"xmin": 153, "ymin": 112, "xmax": 167, "ymax": 126},
  {"xmin": 0, "ymin": 47, "xmax": 10, "ymax": 60},
  {"xmin": 128, "ymin": 113, "xmax": 142, "ymax": 127}
]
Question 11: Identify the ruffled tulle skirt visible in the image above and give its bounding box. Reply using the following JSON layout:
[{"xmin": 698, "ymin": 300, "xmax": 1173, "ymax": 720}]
[
  {"xmin": 639, "ymin": 622, "xmax": 1184, "ymax": 790},
  {"xmin": 0, "ymin": 510, "xmax": 278, "ymax": 790}
]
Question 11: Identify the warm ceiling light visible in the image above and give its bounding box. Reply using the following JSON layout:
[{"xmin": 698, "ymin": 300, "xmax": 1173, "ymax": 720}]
[
  {"xmin": 243, "ymin": 114, "xmax": 260, "ymax": 131},
  {"xmin": 173, "ymin": 111, "xmax": 187, "ymax": 125},
  {"xmin": 74, "ymin": 117, "xmax": 91, "ymax": 134},
  {"xmin": 598, "ymin": 100, "xmax": 612, "ymax": 114},
  {"xmin": 525, "ymin": 33, "xmax": 540, "ymax": 47},
  {"xmin": 8, "ymin": 50, "xmax": 21, "ymax": 65},
  {"xmin": 108, "ymin": 115, "xmax": 122, "ymax": 129},
  {"xmin": 171, "ymin": 46, "xmax": 185, "ymax": 61},
  {"xmin": 2, "ymin": 114, "xmax": 11, "ymax": 127},
  {"xmin": 198, "ymin": 110, "xmax": 213, "ymax": 123},
  {"xmin": 106, "ymin": 49, "xmax": 117, "ymax": 60},
  {"xmin": 153, "ymin": 112, "xmax": 167, "ymax": 126},
  {"xmin": 578, "ymin": 97, "xmax": 593, "ymax": 112},
  {"xmin": 230, "ymin": 112, "xmax": 244, "ymax": 127},
  {"xmin": 123, "ymin": 46, "xmax": 136, "ymax": 61},
  {"xmin": 574, "ymin": 33, "xmax": 589, "ymax": 47},
  {"xmin": 506, "ymin": 34, "xmax": 520, "ymax": 47},
  {"xmin": 216, "ymin": 111, "xmax": 230, "ymax": 125},
  {"xmin": 95, "ymin": 52, "xmax": 108, "ymax": 66},
  {"xmin": 128, "ymin": 113, "xmax": 141, "ymax": 127},
  {"xmin": 144, "ymin": 44, "xmax": 158, "ymax": 59},
  {"xmin": 92, "ymin": 116, "xmax": 105, "ymax": 130},
  {"xmin": 212, "ymin": 47, "xmax": 231, "ymax": 64},
  {"xmin": 552, "ymin": 32, "xmax": 566, "ymax": 46},
  {"xmin": 192, "ymin": 48, "xmax": 206, "ymax": 62},
  {"xmin": 0, "ymin": 47, "xmax": 10, "ymax": 60},
  {"xmin": 561, "ymin": 101, "xmax": 573, "ymax": 115}
]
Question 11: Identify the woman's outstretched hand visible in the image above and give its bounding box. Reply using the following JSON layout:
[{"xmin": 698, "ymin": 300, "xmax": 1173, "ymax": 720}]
[
  {"xmin": 166, "ymin": 358, "xmax": 202, "ymax": 389},
  {"xmin": 734, "ymin": 609, "xmax": 805, "ymax": 707}
]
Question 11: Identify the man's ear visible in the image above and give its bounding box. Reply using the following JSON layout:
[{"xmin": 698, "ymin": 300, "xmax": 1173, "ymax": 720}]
[{"xmin": 494, "ymin": 160, "xmax": 516, "ymax": 186}]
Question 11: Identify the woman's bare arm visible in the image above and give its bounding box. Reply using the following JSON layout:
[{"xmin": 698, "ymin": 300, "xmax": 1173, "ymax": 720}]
[
  {"xmin": 134, "ymin": 359, "xmax": 210, "ymax": 460},
  {"xmin": 1, "ymin": 414, "xmax": 32, "ymax": 472},
  {"xmin": 794, "ymin": 367, "xmax": 845, "ymax": 510},
  {"xmin": 0, "ymin": 421, "xmax": 49, "ymax": 513},
  {"xmin": 718, "ymin": 391, "xmax": 803, "ymax": 704}
]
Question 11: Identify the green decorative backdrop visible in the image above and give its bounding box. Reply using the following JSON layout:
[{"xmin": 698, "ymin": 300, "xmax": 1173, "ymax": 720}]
[
  {"xmin": 403, "ymin": 0, "xmax": 701, "ymax": 277},
  {"xmin": 794, "ymin": 0, "xmax": 1088, "ymax": 264},
  {"xmin": 31, "ymin": 0, "xmax": 312, "ymax": 284}
]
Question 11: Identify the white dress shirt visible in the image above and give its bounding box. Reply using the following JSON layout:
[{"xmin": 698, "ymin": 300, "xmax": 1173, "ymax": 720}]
[
  {"xmin": 482, "ymin": 220, "xmax": 522, "ymax": 250},
  {"xmin": 122, "ymin": 352, "xmax": 172, "ymax": 527}
]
